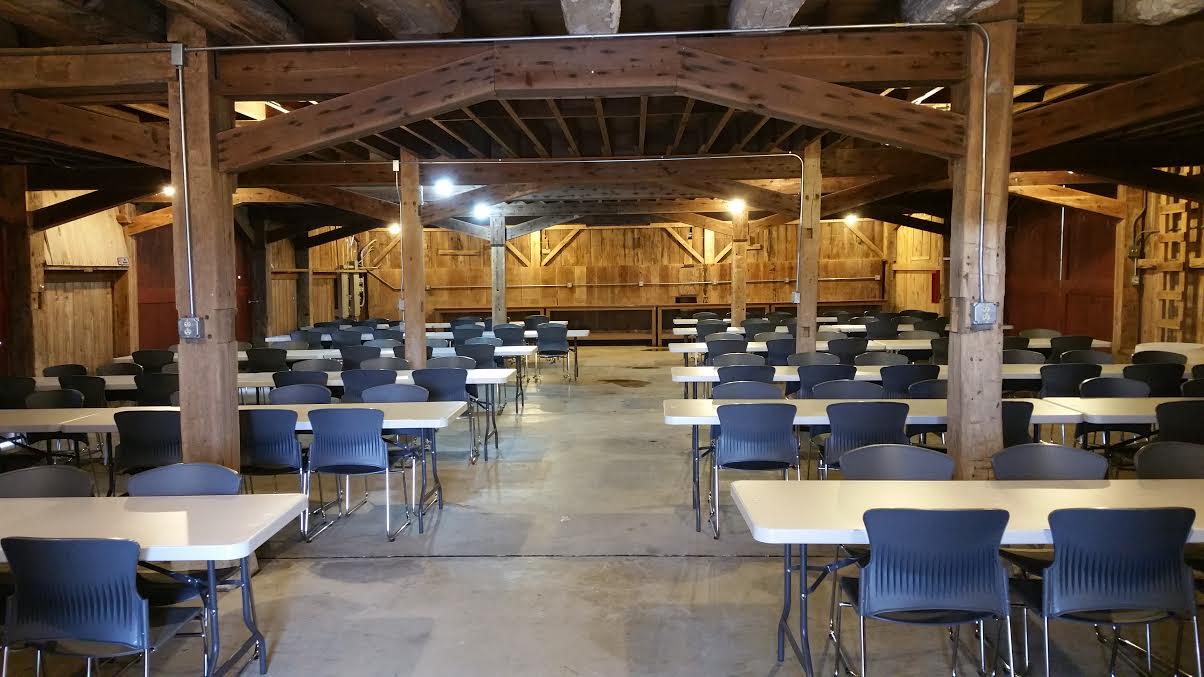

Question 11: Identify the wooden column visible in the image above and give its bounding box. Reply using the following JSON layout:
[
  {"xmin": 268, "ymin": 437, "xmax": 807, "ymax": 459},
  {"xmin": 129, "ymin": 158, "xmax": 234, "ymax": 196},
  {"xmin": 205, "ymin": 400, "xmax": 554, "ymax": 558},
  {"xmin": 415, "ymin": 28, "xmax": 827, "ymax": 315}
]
[
  {"xmin": 399, "ymin": 150, "xmax": 427, "ymax": 367},
  {"xmin": 730, "ymin": 209, "xmax": 749, "ymax": 326},
  {"xmin": 247, "ymin": 211, "xmax": 270, "ymax": 344},
  {"xmin": 795, "ymin": 138, "xmax": 821, "ymax": 352},
  {"xmin": 490, "ymin": 211, "xmax": 506, "ymax": 326},
  {"xmin": 946, "ymin": 5, "xmax": 1016, "ymax": 480},
  {"xmin": 1112, "ymin": 185, "xmax": 1143, "ymax": 359},
  {"xmin": 294, "ymin": 243, "xmax": 311, "ymax": 328},
  {"xmin": 167, "ymin": 15, "xmax": 238, "ymax": 468},
  {"xmin": 0, "ymin": 166, "xmax": 40, "ymax": 376},
  {"xmin": 883, "ymin": 224, "xmax": 898, "ymax": 310},
  {"xmin": 112, "ymin": 229, "xmax": 139, "ymax": 358}
]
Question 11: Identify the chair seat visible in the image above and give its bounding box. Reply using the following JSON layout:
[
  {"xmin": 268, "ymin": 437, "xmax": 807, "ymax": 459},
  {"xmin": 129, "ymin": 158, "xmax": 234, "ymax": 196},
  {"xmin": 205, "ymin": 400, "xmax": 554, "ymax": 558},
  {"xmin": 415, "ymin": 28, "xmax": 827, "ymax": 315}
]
[
  {"xmin": 136, "ymin": 566, "xmax": 237, "ymax": 606},
  {"xmin": 721, "ymin": 460, "xmax": 793, "ymax": 471},
  {"xmin": 311, "ymin": 463, "xmax": 386, "ymax": 476},
  {"xmin": 240, "ymin": 463, "xmax": 302, "ymax": 477},
  {"xmin": 839, "ymin": 577, "xmax": 996, "ymax": 625},
  {"xmin": 1008, "ymin": 577, "xmax": 1176, "ymax": 626},
  {"xmin": 27, "ymin": 605, "xmax": 203, "ymax": 659},
  {"xmin": 539, "ymin": 349, "xmax": 569, "ymax": 357},
  {"xmin": 1000, "ymin": 547, "xmax": 1054, "ymax": 577}
]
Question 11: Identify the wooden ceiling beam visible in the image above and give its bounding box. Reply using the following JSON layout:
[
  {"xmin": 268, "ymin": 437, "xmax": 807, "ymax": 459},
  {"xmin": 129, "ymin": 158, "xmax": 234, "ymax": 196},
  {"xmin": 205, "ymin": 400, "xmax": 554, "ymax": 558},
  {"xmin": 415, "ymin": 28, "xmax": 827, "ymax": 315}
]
[
  {"xmin": 1077, "ymin": 166, "xmax": 1204, "ymax": 202},
  {"xmin": 493, "ymin": 37, "xmax": 677, "ymax": 99},
  {"xmin": 352, "ymin": 0, "xmax": 460, "ymax": 35},
  {"xmin": 155, "ymin": 0, "xmax": 300, "ymax": 44},
  {"xmin": 698, "ymin": 107, "xmax": 735, "ymax": 154},
  {"xmin": 860, "ymin": 206, "xmax": 947, "ymax": 235},
  {"xmin": 728, "ymin": 0, "xmax": 811, "ymax": 27},
  {"xmin": 461, "ymin": 106, "xmax": 517, "ymax": 157},
  {"xmin": 673, "ymin": 178, "xmax": 799, "ymax": 215},
  {"xmin": 428, "ymin": 118, "xmax": 486, "ymax": 158},
  {"xmin": 547, "ymin": 99, "xmax": 580, "ymax": 156},
  {"xmin": 498, "ymin": 198, "xmax": 732, "ymax": 217},
  {"xmin": 268, "ymin": 186, "xmax": 400, "ymax": 222},
  {"xmin": 216, "ymin": 50, "xmax": 495, "ymax": 172},
  {"xmin": 0, "ymin": 92, "xmax": 170, "ymax": 168},
  {"xmin": 421, "ymin": 183, "xmax": 545, "ymax": 223},
  {"xmin": 28, "ymin": 187, "xmax": 156, "ymax": 231},
  {"xmin": 1011, "ymin": 60, "xmax": 1204, "ymax": 157},
  {"xmin": 668, "ymin": 212, "xmax": 734, "ymax": 236},
  {"xmin": 676, "ymin": 46, "xmax": 964, "ymax": 159},
  {"xmin": 665, "ymin": 98, "xmax": 694, "ymax": 155},
  {"xmin": 559, "ymin": 0, "xmax": 620, "ymax": 34},
  {"xmin": 497, "ymin": 100, "xmax": 549, "ymax": 158},
  {"xmin": 0, "ymin": 0, "xmax": 163, "ymax": 44},
  {"xmin": 436, "ymin": 218, "xmax": 489, "ymax": 239},
  {"xmin": 0, "ymin": 47, "xmax": 174, "ymax": 91},
  {"xmin": 593, "ymin": 98, "xmax": 612, "ymax": 156},
  {"xmin": 506, "ymin": 215, "xmax": 582, "ymax": 240},
  {"xmin": 1008, "ymin": 185, "xmax": 1125, "ymax": 217}
]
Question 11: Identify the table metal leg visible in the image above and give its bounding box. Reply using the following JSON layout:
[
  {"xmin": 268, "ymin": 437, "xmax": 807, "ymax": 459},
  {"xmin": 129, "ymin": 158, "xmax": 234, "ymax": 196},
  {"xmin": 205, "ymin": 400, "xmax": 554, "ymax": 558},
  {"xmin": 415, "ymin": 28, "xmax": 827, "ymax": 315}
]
[
  {"xmin": 205, "ymin": 562, "xmax": 220, "ymax": 677},
  {"xmin": 105, "ymin": 433, "xmax": 115, "ymax": 497},
  {"xmin": 208, "ymin": 557, "xmax": 269, "ymax": 677},
  {"xmin": 692, "ymin": 424, "xmax": 701, "ymax": 532},
  {"xmin": 691, "ymin": 382, "xmax": 699, "ymax": 400},
  {"xmin": 573, "ymin": 339, "xmax": 579, "ymax": 379},
  {"xmin": 775, "ymin": 543, "xmax": 815, "ymax": 675}
]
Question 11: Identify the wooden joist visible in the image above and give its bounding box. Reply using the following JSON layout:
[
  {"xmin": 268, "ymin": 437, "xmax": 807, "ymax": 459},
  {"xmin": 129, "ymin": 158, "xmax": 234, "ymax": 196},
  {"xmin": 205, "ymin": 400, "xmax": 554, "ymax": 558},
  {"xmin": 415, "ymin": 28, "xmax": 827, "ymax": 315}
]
[
  {"xmin": 217, "ymin": 49, "xmax": 496, "ymax": 171},
  {"xmin": 29, "ymin": 187, "xmax": 155, "ymax": 232},
  {"xmin": 421, "ymin": 183, "xmax": 544, "ymax": 223},
  {"xmin": 0, "ymin": 0, "xmax": 163, "ymax": 44},
  {"xmin": 674, "ymin": 178, "xmax": 799, "ymax": 216},
  {"xmin": 1081, "ymin": 166, "xmax": 1204, "ymax": 203},
  {"xmin": 559, "ymin": 0, "xmax": 620, "ymax": 34},
  {"xmin": 0, "ymin": 45, "xmax": 174, "ymax": 91},
  {"xmin": 1008, "ymin": 185, "xmax": 1125, "ymax": 218},
  {"xmin": 157, "ymin": 0, "xmax": 300, "ymax": 44},
  {"xmin": 494, "ymin": 37, "xmax": 677, "ymax": 98},
  {"xmin": 498, "ymin": 199, "xmax": 731, "ymax": 217},
  {"xmin": 860, "ymin": 207, "xmax": 947, "ymax": 235},
  {"xmin": 0, "ymin": 92, "xmax": 170, "ymax": 168},
  {"xmin": 437, "ymin": 218, "xmax": 489, "ymax": 239},
  {"xmin": 506, "ymin": 215, "xmax": 581, "ymax": 240},
  {"xmin": 668, "ymin": 212, "xmax": 734, "ymax": 237},
  {"xmin": 677, "ymin": 47, "xmax": 964, "ymax": 159},
  {"xmin": 355, "ymin": 0, "xmax": 461, "ymax": 35},
  {"xmin": 727, "ymin": 0, "xmax": 811, "ymax": 28},
  {"xmin": 271, "ymin": 186, "xmax": 399, "ymax": 223},
  {"xmin": 1011, "ymin": 60, "xmax": 1204, "ymax": 157}
]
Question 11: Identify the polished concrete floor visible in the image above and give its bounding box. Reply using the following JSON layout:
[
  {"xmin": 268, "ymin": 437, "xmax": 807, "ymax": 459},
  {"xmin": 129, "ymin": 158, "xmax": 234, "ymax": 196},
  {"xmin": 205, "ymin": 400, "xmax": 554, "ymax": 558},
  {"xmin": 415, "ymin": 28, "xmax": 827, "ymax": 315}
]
[{"xmin": 12, "ymin": 347, "xmax": 1202, "ymax": 675}]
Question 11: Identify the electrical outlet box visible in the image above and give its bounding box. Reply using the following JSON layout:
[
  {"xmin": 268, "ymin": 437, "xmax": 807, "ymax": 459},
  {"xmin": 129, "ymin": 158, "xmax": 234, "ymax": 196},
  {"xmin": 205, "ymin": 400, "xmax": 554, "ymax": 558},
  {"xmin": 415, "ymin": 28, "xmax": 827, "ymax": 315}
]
[
  {"xmin": 970, "ymin": 301, "xmax": 998, "ymax": 329},
  {"xmin": 178, "ymin": 315, "xmax": 204, "ymax": 340},
  {"xmin": 791, "ymin": 291, "xmax": 801, "ymax": 304}
]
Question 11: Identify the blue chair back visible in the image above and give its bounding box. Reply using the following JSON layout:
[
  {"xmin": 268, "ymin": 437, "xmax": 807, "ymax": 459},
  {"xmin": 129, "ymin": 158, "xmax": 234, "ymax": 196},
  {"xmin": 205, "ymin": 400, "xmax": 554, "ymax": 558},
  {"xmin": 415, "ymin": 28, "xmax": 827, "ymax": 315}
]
[
  {"xmin": 452, "ymin": 325, "xmax": 484, "ymax": 345},
  {"xmin": 456, "ymin": 343, "xmax": 496, "ymax": 368},
  {"xmin": 134, "ymin": 372, "xmax": 178, "ymax": 406},
  {"xmin": 114, "ymin": 410, "xmax": 182, "ymax": 472},
  {"xmin": 362, "ymin": 384, "xmax": 429, "ymax": 403},
  {"xmin": 339, "ymin": 346, "xmax": 380, "ymax": 370},
  {"xmin": 524, "ymin": 314, "xmax": 551, "ymax": 330},
  {"xmin": 1039, "ymin": 363, "xmax": 1102, "ymax": 397},
  {"xmin": 696, "ymin": 320, "xmax": 727, "ymax": 340},
  {"xmin": 340, "ymin": 369, "xmax": 397, "ymax": 402},
  {"xmin": 307, "ymin": 408, "xmax": 388, "ymax": 474},
  {"xmin": 428, "ymin": 355, "xmax": 475, "ymax": 369},
  {"xmin": 1047, "ymin": 335, "xmax": 1093, "ymax": 362},
  {"xmin": 42, "ymin": 364, "xmax": 86, "ymax": 377},
  {"xmin": 331, "ymin": 329, "xmax": 365, "ymax": 347},
  {"xmin": 1135, "ymin": 441, "xmax": 1204, "ymax": 479},
  {"xmin": 1123, "ymin": 363, "xmax": 1186, "ymax": 397},
  {"xmin": 273, "ymin": 370, "xmax": 327, "ymax": 387},
  {"xmin": 839, "ymin": 444, "xmax": 954, "ymax": 480},
  {"xmin": 361, "ymin": 357, "xmax": 409, "ymax": 371},
  {"xmin": 239, "ymin": 409, "xmax": 302, "ymax": 471},
  {"xmin": 765, "ymin": 338, "xmax": 794, "ymax": 366},
  {"xmin": 991, "ymin": 443, "xmax": 1107, "ymax": 480},
  {"xmin": 268, "ymin": 383, "xmax": 332, "ymax": 405},
  {"xmin": 244, "ymin": 348, "xmax": 288, "ymax": 373},
  {"xmin": 692, "ymin": 311, "xmax": 720, "ymax": 320},
  {"xmin": 824, "ymin": 401, "xmax": 909, "ymax": 465},
  {"xmin": 826, "ymin": 338, "xmax": 869, "ymax": 365},
  {"xmin": 1156, "ymin": 401, "xmax": 1204, "ymax": 444},
  {"xmin": 907, "ymin": 378, "xmax": 948, "ymax": 399},
  {"xmin": 1079, "ymin": 376, "xmax": 1150, "ymax": 398},
  {"xmin": 878, "ymin": 364, "xmax": 940, "ymax": 398},
  {"xmin": 2, "ymin": 537, "xmax": 149, "ymax": 650},
  {"xmin": 811, "ymin": 380, "xmax": 885, "ymax": 399},
  {"xmin": 860, "ymin": 509, "xmax": 1010, "ymax": 621},
  {"xmin": 412, "ymin": 368, "xmax": 469, "ymax": 403},
  {"xmin": 1132, "ymin": 350, "xmax": 1189, "ymax": 365},
  {"xmin": 55, "ymin": 375, "xmax": 104, "ymax": 409},
  {"xmin": 717, "ymin": 365, "xmax": 775, "ymax": 384},
  {"xmin": 536, "ymin": 324, "xmax": 570, "ymax": 353},
  {"xmin": 291, "ymin": 358, "xmax": 341, "ymax": 373},
  {"xmin": 796, "ymin": 364, "xmax": 857, "ymax": 399},
  {"xmin": 713, "ymin": 352, "xmax": 765, "ymax": 367},
  {"xmin": 853, "ymin": 351, "xmax": 908, "ymax": 366},
  {"xmin": 25, "ymin": 389, "xmax": 83, "ymax": 410},
  {"xmin": 714, "ymin": 403, "xmax": 799, "ymax": 469},
  {"xmin": 132, "ymin": 349, "xmax": 174, "ymax": 373},
  {"xmin": 0, "ymin": 466, "xmax": 93, "ymax": 497},
  {"xmin": 1044, "ymin": 508, "xmax": 1196, "ymax": 620},
  {"xmin": 787, "ymin": 352, "xmax": 840, "ymax": 367},
  {"xmin": 712, "ymin": 381, "xmax": 781, "ymax": 399},
  {"xmin": 493, "ymin": 324, "xmax": 526, "ymax": 346},
  {"xmin": 127, "ymin": 463, "xmax": 241, "ymax": 496},
  {"xmin": 1002, "ymin": 400, "xmax": 1034, "ymax": 447}
]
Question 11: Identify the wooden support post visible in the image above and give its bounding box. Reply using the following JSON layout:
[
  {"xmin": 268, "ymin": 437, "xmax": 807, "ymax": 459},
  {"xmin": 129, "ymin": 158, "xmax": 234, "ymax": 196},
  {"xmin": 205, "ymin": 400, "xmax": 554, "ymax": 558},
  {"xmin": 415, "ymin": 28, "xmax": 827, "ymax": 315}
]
[
  {"xmin": 1112, "ymin": 185, "xmax": 1143, "ymax": 358},
  {"xmin": 399, "ymin": 150, "xmax": 427, "ymax": 368},
  {"xmin": 730, "ymin": 209, "xmax": 749, "ymax": 326},
  {"xmin": 168, "ymin": 15, "xmax": 238, "ymax": 468},
  {"xmin": 246, "ymin": 209, "xmax": 270, "ymax": 344},
  {"xmin": 795, "ymin": 138, "xmax": 821, "ymax": 352},
  {"xmin": 883, "ymin": 223, "xmax": 898, "ymax": 310},
  {"xmin": 295, "ymin": 244, "xmax": 311, "ymax": 328},
  {"xmin": 946, "ymin": 4, "xmax": 1016, "ymax": 480},
  {"xmin": 0, "ymin": 166, "xmax": 40, "ymax": 376},
  {"xmin": 112, "ymin": 230, "xmax": 139, "ymax": 358},
  {"xmin": 490, "ymin": 211, "xmax": 506, "ymax": 327}
]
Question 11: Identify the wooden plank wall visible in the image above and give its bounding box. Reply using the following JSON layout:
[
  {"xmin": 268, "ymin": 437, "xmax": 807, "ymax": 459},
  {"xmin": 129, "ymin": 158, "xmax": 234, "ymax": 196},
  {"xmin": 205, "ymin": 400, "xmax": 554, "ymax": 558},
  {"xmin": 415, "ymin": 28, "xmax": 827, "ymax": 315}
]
[
  {"xmin": 1139, "ymin": 166, "xmax": 1204, "ymax": 343},
  {"xmin": 269, "ymin": 219, "xmax": 900, "ymax": 327},
  {"xmin": 26, "ymin": 191, "xmax": 131, "ymax": 371},
  {"xmin": 889, "ymin": 222, "xmax": 946, "ymax": 313},
  {"xmin": 1005, "ymin": 199, "xmax": 1116, "ymax": 338}
]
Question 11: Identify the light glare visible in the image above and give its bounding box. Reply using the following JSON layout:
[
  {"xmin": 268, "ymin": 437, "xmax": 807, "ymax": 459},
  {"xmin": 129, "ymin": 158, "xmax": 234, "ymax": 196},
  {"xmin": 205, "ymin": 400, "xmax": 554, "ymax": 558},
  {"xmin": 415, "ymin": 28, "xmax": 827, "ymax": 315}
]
[
  {"xmin": 433, "ymin": 178, "xmax": 455, "ymax": 197},
  {"xmin": 472, "ymin": 203, "xmax": 492, "ymax": 220},
  {"xmin": 727, "ymin": 198, "xmax": 746, "ymax": 215}
]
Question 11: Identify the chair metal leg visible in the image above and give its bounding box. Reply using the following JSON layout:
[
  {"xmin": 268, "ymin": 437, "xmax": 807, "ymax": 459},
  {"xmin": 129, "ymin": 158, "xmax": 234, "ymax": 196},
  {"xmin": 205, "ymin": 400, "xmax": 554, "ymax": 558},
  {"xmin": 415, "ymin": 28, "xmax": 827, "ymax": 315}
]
[
  {"xmin": 2, "ymin": 646, "xmax": 9, "ymax": 677},
  {"xmin": 950, "ymin": 625, "xmax": 961, "ymax": 676},
  {"xmin": 144, "ymin": 649, "xmax": 150, "ymax": 677},
  {"xmin": 1192, "ymin": 614, "xmax": 1203, "ymax": 677},
  {"xmin": 710, "ymin": 459, "xmax": 721, "ymax": 539},
  {"xmin": 978, "ymin": 620, "xmax": 987, "ymax": 675},
  {"xmin": 1106, "ymin": 625, "xmax": 1120, "ymax": 675},
  {"xmin": 1043, "ymin": 617, "xmax": 1051, "ymax": 677},
  {"xmin": 859, "ymin": 615, "xmax": 868, "ymax": 677},
  {"xmin": 1005, "ymin": 613, "xmax": 1017, "ymax": 677}
]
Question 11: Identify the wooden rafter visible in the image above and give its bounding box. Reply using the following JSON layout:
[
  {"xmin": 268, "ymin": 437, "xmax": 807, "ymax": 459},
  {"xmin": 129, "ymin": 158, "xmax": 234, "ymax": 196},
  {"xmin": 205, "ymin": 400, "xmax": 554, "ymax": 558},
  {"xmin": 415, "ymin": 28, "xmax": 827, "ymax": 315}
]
[
  {"xmin": 400, "ymin": 125, "xmax": 455, "ymax": 158},
  {"xmin": 271, "ymin": 186, "xmax": 400, "ymax": 222},
  {"xmin": 500, "ymin": 199, "xmax": 730, "ymax": 217},
  {"xmin": 461, "ymin": 106, "xmax": 517, "ymax": 157},
  {"xmin": 637, "ymin": 96, "xmax": 648, "ymax": 155},
  {"xmin": 861, "ymin": 207, "xmax": 947, "ymax": 235},
  {"xmin": 731, "ymin": 115, "xmax": 770, "ymax": 153},
  {"xmin": 546, "ymin": 99, "xmax": 580, "ymax": 156},
  {"xmin": 217, "ymin": 50, "xmax": 496, "ymax": 171},
  {"xmin": 507, "ymin": 215, "xmax": 582, "ymax": 240},
  {"xmin": 666, "ymin": 98, "xmax": 694, "ymax": 155},
  {"xmin": 0, "ymin": 0, "xmax": 162, "ymax": 44},
  {"xmin": 676, "ymin": 46, "xmax": 965, "ymax": 159},
  {"xmin": 698, "ymin": 107, "xmax": 735, "ymax": 154},
  {"xmin": 665, "ymin": 212, "xmax": 733, "ymax": 236},
  {"xmin": 155, "ymin": 0, "xmax": 301, "ymax": 44},
  {"xmin": 0, "ymin": 49, "xmax": 174, "ymax": 91},
  {"xmin": 0, "ymin": 92, "xmax": 170, "ymax": 168},
  {"xmin": 29, "ymin": 187, "xmax": 155, "ymax": 231},
  {"xmin": 593, "ymin": 98, "xmax": 612, "ymax": 156},
  {"xmin": 763, "ymin": 122, "xmax": 803, "ymax": 152},
  {"xmin": 675, "ymin": 178, "xmax": 798, "ymax": 215},
  {"xmin": 1079, "ymin": 166, "xmax": 1204, "ymax": 203},
  {"xmin": 422, "ymin": 183, "xmax": 545, "ymax": 223},
  {"xmin": 437, "ymin": 218, "xmax": 489, "ymax": 239},
  {"xmin": 1008, "ymin": 185, "xmax": 1125, "ymax": 217},
  {"xmin": 429, "ymin": 118, "xmax": 487, "ymax": 158},
  {"xmin": 498, "ymin": 100, "xmax": 549, "ymax": 158}
]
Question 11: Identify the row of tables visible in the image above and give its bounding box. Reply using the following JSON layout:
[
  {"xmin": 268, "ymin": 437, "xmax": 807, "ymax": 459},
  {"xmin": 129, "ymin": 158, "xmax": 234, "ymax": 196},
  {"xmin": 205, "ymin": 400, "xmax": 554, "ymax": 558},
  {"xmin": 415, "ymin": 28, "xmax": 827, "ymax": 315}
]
[{"xmin": 267, "ymin": 328, "xmax": 590, "ymax": 342}]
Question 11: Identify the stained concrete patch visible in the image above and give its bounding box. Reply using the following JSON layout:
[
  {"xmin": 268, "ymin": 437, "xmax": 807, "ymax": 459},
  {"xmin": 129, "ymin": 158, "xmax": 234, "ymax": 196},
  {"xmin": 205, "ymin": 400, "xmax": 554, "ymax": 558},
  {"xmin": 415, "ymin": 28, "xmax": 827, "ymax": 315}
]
[{"xmin": 599, "ymin": 378, "xmax": 648, "ymax": 387}]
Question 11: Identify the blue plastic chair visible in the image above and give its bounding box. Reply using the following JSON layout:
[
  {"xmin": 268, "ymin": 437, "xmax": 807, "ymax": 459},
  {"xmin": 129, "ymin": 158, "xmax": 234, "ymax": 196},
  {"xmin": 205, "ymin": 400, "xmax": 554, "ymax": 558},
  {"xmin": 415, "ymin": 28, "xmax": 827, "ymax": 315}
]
[
  {"xmin": 340, "ymin": 369, "xmax": 397, "ymax": 403},
  {"xmin": 0, "ymin": 537, "xmax": 205, "ymax": 675},
  {"xmin": 832, "ymin": 509, "xmax": 1013, "ymax": 676},
  {"xmin": 1012, "ymin": 508, "xmax": 1200, "ymax": 677},
  {"xmin": 821, "ymin": 401, "xmax": 908, "ymax": 476},
  {"xmin": 114, "ymin": 410, "xmax": 182, "ymax": 476},
  {"xmin": 268, "ymin": 383, "xmax": 332, "ymax": 405},
  {"xmin": 1157, "ymin": 401, "xmax": 1204, "ymax": 444},
  {"xmin": 1135, "ymin": 441, "xmax": 1204, "ymax": 479},
  {"xmin": 839, "ymin": 444, "xmax": 954, "ymax": 480},
  {"xmin": 717, "ymin": 365, "xmax": 775, "ymax": 384},
  {"xmin": 710, "ymin": 403, "xmax": 799, "ymax": 538},
  {"xmin": 1124, "ymin": 362, "xmax": 1186, "ymax": 397},
  {"xmin": 127, "ymin": 463, "xmax": 241, "ymax": 497},
  {"xmin": 796, "ymin": 364, "xmax": 857, "ymax": 399},
  {"xmin": 880, "ymin": 364, "xmax": 939, "ymax": 398},
  {"xmin": 493, "ymin": 324, "xmax": 526, "ymax": 346},
  {"xmin": 0, "ymin": 465, "xmax": 93, "ymax": 498},
  {"xmin": 991, "ymin": 443, "xmax": 1107, "ymax": 480},
  {"xmin": 826, "ymin": 338, "xmax": 869, "ymax": 365},
  {"xmin": 535, "ymin": 324, "xmax": 573, "ymax": 379},
  {"xmin": 713, "ymin": 352, "xmax": 765, "ymax": 367},
  {"xmin": 306, "ymin": 408, "xmax": 406, "ymax": 542},
  {"xmin": 273, "ymin": 370, "xmax": 328, "ymax": 387},
  {"xmin": 338, "ymin": 345, "xmax": 380, "ymax": 370},
  {"xmin": 134, "ymin": 373, "xmax": 178, "ymax": 406},
  {"xmin": 765, "ymin": 338, "xmax": 794, "ymax": 366}
]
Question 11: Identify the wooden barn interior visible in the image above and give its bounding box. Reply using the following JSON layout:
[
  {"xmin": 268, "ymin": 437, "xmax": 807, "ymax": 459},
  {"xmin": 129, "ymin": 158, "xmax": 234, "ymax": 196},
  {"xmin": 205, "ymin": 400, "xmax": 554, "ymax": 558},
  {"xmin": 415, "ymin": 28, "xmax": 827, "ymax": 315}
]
[{"xmin": 0, "ymin": 0, "xmax": 1202, "ymax": 674}]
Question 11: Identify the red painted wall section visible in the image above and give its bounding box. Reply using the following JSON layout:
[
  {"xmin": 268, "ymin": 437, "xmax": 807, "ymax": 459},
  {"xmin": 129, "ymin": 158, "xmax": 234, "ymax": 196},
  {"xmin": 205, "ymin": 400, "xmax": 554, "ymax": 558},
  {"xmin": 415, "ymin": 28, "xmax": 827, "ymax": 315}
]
[
  {"xmin": 135, "ymin": 227, "xmax": 252, "ymax": 348},
  {"xmin": 1004, "ymin": 200, "xmax": 1115, "ymax": 339}
]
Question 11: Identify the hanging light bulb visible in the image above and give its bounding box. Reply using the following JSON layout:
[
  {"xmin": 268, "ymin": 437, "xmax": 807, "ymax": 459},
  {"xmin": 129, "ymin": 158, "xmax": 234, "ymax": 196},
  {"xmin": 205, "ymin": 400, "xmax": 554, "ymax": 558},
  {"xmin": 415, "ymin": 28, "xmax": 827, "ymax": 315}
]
[
  {"xmin": 433, "ymin": 178, "xmax": 455, "ymax": 197},
  {"xmin": 387, "ymin": 222, "xmax": 401, "ymax": 235},
  {"xmin": 727, "ymin": 198, "xmax": 746, "ymax": 215},
  {"xmin": 472, "ymin": 203, "xmax": 492, "ymax": 220},
  {"xmin": 161, "ymin": 185, "xmax": 176, "ymax": 197},
  {"xmin": 843, "ymin": 213, "xmax": 859, "ymax": 226}
]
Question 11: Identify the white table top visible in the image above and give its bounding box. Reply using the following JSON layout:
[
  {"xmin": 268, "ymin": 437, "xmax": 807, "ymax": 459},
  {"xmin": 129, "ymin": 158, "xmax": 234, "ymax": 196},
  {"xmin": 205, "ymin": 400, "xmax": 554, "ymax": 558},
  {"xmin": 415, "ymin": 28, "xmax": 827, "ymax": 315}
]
[
  {"xmin": 36, "ymin": 368, "xmax": 515, "ymax": 392},
  {"xmin": 669, "ymin": 364, "xmax": 1134, "ymax": 383},
  {"xmin": 1044, "ymin": 397, "xmax": 1204, "ymax": 424},
  {"xmin": 662, "ymin": 398, "xmax": 1082, "ymax": 426},
  {"xmin": 268, "ymin": 328, "xmax": 586, "ymax": 342},
  {"xmin": 673, "ymin": 317, "xmax": 837, "ymax": 325},
  {"xmin": 114, "ymin": 346, "xmax": 536, "ymax": 363},
  {"xmin": 59, "ymin": 402, "xmax": 468, "ymax": 434},
  {"xmin": 0, "ymin": 494, "xmax": 306, "ymax": 561},
  {"xmin": 0, "ymin": 408, "xmax": 95, "ymax": 433},
  {"xmin": 671, "ymin": 326, "xmax": 791, "ymax": 336},
  {"xmin": 731, "ymin": 479, "xmax": 1204, "ymax": 545},
  {"xmin": 824, "ymin": 323, "xmax": 1012, "ymax": 333}
]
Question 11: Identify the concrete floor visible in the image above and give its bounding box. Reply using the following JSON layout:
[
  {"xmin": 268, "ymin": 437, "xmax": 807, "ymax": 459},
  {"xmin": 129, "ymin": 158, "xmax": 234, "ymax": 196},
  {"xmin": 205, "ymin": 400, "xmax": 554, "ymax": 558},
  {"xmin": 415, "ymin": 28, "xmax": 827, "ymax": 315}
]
[{"xmin": 11, "ymin": 346, "xmax": 1202, "ymax": 675}]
